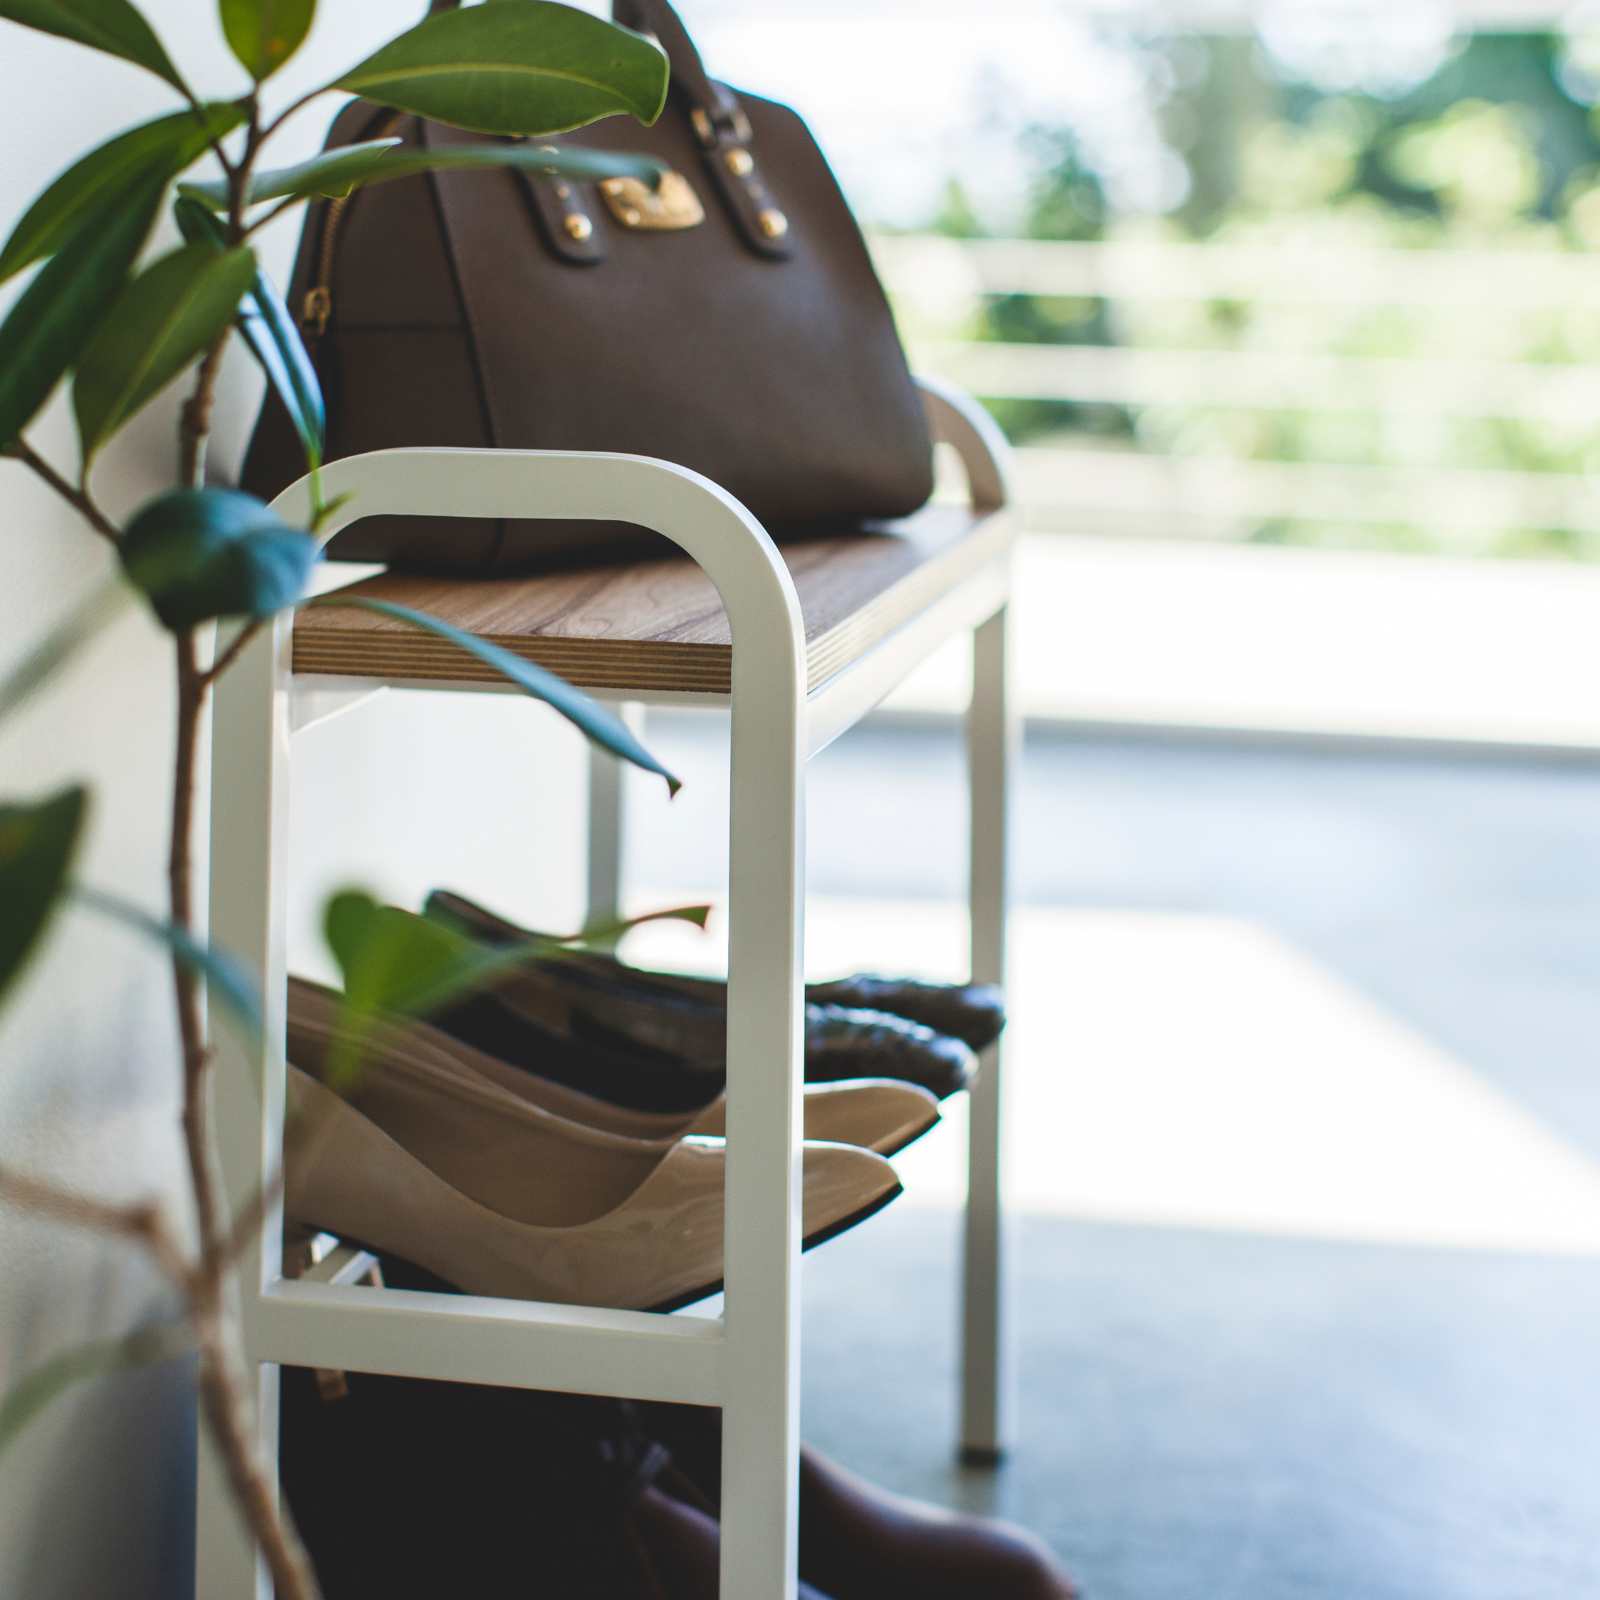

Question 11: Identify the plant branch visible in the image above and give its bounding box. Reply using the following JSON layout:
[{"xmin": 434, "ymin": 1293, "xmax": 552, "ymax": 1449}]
[
  {"xmin": 0, "ymin": 1168, "xmax": 190, "ymax": 1288},
  {"xmin": 260, "ymin": 85, "xmax": 333, "ymax": 145},
  {"xmin": 5, "ymin": 439, "xmax": 121, "ymax": 544},
  {"xmin": 218, "ymin": 1091, "xmax": 344, "ymax": 1275},
  {"xmin": 218, "ymin": 1169, "xmax": 284, "ymax": 1274},
  {"xmin": 192, "ymin": 1299, "xmax": 321, "ymax": 1599},
  {"xmin": 201, "ymin": 619, "xmax": 264, "ymax": 689},
  {"xmin": 180, "ymin": 85, "xmax": 238, "ymax": 181},
  {"xmin": 243, "ymin": 193, "xmax": 310, "ymax": 239}
]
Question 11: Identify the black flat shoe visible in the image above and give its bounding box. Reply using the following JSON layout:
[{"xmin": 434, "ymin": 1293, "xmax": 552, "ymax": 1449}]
[
  {"xmin": 430, "ymin": 886, "xmax": 1007, "ymax": 1057},
  {"xmin": 425, "ymin": 889, "xmax": 978, "ymax": 1101},
  {"xmin": 807, "ymin": 974, "xmax": 1005, "ymax": 1056}
]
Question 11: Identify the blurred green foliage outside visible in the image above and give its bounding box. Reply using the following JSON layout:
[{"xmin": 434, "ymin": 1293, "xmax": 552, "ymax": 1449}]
[{"xmin": 935, "ymin": 32, "xmax": 1600, "ymax": 559}]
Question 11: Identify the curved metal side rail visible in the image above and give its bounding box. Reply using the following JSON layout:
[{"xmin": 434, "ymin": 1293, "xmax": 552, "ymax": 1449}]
[
  {"xmin": 205, "ymin": 448, "xmax": 810, "ymax": 1600},
  {"xmin": 919, "ymin": 372, "xmax": 1014, "ymax": 512},
  {"xmin": 796, "ymin": 379, "xmax": 1017, "ymax": 758}
]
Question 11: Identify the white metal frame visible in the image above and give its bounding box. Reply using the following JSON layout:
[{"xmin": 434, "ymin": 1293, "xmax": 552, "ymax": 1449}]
[{"xmin": 201, "ymin": 378, "xmax": 1014, "ymax": 1599}]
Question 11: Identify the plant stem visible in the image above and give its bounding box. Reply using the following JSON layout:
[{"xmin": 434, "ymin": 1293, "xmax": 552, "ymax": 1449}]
[
  {"xmin": 193, "ymin": 1293, "xmax": 320, "ymax": 1600},
  {"xmin": 201, "ymin": 619, "xmax": 264, "ymax": 690},
  {"xmin": 178, "ymin": 340, "xmax": 228, "ymax": 491},
  {"xmin": 171, "ymin": 636, "xmax": 222, "ymax": 1259},
  {"xmin": 5, "ymin": 439, "xmax": 120, "ymax": 543},
  {"xmin": 157, "ymin": 101, "xmax": 322, "ymax": 1600},
  {"xmin": 170, "ymin": 622, "xmax": 319, "ymax": 1599}
]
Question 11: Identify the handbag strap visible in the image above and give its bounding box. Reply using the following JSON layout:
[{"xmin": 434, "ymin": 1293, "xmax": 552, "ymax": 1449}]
[
  {"xmin": 422, "ymin": 0, "xmax": 790, "ymax": 258},
  {"xmin": 612, "ymin": 0, "xmax": 744, "ymax": 139},
  {"xmin": 426, "ymin": 0, "xmax": 743, "ymax": 139}
]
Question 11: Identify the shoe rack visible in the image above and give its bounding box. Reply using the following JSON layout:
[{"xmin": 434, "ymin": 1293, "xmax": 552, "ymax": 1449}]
[{"xmin": 202, "ymin": 376, "xmax": 1017, "ymax": 1600}]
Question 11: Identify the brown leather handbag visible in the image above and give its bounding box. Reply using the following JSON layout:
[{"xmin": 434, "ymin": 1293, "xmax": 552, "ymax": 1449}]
[{"xmin": 242, "ymin": 0, "xmax": 934, "ymax": 573}]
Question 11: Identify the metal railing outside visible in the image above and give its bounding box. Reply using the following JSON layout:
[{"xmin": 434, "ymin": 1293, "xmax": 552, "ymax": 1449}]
[{"xmin": 875, "ymin": 232, "xmax": 1600, "ymax": 551}]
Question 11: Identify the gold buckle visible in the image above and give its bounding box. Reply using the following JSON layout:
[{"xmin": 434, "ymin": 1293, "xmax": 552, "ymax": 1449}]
[
  {"xmin": 691, "ymin": 104, "xmax": 753, "ymax": 148},
  {"xmin": 599, "ymin": 170, "xmax": 705, "ymax": 231}
]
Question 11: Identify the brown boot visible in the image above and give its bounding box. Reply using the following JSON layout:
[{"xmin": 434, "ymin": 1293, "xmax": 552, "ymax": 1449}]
[{"xmin": 798, "ymin": 1446, "xmax": 1079, "ymax": 1600}]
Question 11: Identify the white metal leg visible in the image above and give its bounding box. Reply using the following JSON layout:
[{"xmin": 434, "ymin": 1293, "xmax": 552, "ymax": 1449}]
[
  {"xmin": 719, "ymin": 593, "xmax": 807, "ymax": 1600},
  {"xmin": 202, "ymin": 610, "xmax": 295, "ymax": 1596},
  {"xmin": 587, "ymin": 679, "xmax": 809, "ymax": 1600},
  {"xmin": 961, "ymin": 601, "xmax": 1015, "ymax": 1462},
  {"xmin": 585, "ymin": 701, "xmax": 643, "ymax": 926}
]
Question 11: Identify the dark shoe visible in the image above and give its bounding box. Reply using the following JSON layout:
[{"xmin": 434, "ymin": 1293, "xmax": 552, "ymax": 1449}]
[
  {"xmin": 283, "ymin": 1379, "xmax": 841, "ymax": 1599},
  {"xmin": 283, "ymin": 1378, "xmax": 654, "ymax": 1596},
  {"xmin": 291, "ymin": 976, "xmax": 940, "ymax": 1157},
  {"xmin": 627, "ymin": 1481, "xmax": 837, "ymax": 1599},
  {"xmin": 808, "ymin": 974, "xmax": 1005, "ymax": 1056},
  {"xmin": 425, "ymin": 888, "xmax": 981, "ymax": 1101},
  {"xmin": 796, "ymin": 1446, "xmax": 1079, "ymax": 1600},
  {"xmin": 639, "ymin": 1408, "xmax": 1080, "ymax": 1600}
]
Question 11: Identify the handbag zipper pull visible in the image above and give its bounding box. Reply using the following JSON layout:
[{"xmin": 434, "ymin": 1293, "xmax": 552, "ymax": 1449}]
[
  {"xmin": 299, "ymin": 110, "xmax": 408, "ymax": 340},
  {"xmin": 301, "ymin": 284, "xmax": 333, "ymax": 339}
]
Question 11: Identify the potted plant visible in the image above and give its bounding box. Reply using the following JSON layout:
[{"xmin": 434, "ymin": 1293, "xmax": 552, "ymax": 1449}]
[{"xmin": 0, "ymin": 3, "xmax": 686, "ymax": 1594}]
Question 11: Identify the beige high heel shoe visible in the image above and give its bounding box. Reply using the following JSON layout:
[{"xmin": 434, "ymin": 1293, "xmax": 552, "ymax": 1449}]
[
  {"xmin": 288, "ymin": 978, "xmax": 940, "ymax": 1157},
  {"xmin": 284, "ymin": 1025, "xmax": 902, "ymax": 1314}
]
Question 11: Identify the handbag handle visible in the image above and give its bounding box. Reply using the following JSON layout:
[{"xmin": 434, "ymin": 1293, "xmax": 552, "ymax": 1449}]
[
  {"xmin": 426, "ymin": 0, "xmax": 744, "ymax": 140},
  {"xmin": 422, "ymin": 0, "xmax": 789, "ymax": 256}
]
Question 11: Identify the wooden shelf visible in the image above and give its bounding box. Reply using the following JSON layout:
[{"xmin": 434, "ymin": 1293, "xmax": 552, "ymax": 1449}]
[{"xmin": 294, "ymin": 503, "xmax": 1013, "ymax": 697}]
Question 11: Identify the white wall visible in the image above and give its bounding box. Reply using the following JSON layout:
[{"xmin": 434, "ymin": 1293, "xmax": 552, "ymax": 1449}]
[{"xmin": 0, "ymin": 9, "xmax": 587, "ymax": 1595}]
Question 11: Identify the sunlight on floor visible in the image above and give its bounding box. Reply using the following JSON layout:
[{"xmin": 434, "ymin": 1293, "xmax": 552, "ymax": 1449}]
[{"xmin": 626, "ymin": 897, "xmax": 1600, "ymax": 1257}]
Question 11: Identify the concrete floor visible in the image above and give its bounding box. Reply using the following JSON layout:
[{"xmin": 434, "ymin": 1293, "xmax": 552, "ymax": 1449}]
[
  {"xmin": 798, "ymin": 1209, "xmax": 1600, "ymax": 1600},
  {"xmin": 622, "ymin": 715, "xmax": 1600, "ymax": 1600}
]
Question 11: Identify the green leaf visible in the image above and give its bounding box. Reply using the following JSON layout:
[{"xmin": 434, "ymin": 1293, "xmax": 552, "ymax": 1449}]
[
  {"xmin": 179, "ymin": 136, "xmax": 664, "ymax": 210},
  {"xmin": 236, "ymin": 267, "xmax": 324, "ymax": 469},
  {"xmin": 0, "ymin": 578, "xmax": 129, "ymax": 724},
  {"xmin": 0, "ymin": 178, "xmax": 164, "ymax": 451},
  {"xmin": 335, "ymin": 0, "xmax": 668, "ymax": 138},
  {"xmin": 219, "ymin": 0, "xmax": 314, "ymax": 81},
  {"xmin": 183, "ymin": 138, "xmax": 402, "ymax": 209},
  {"xmin": 0, "ymin": 1325, "xmax": 190, "ymax": 1456},
  {"xmin": 325, "ymin": 890, "xmax": 481, "ymax": 1021},
  {"xmin": 74, "ymin": 885, "xmax": 261, "ymax": 1040},
  {"xmin": 0, "ymin": 0, "xmax": 183, "ymax": 88},
  {"xmin": 73, "ymin": 242, "xmax": 258, "ymax": 460},
  {"xmin": 323, "ymin": 889, "xmax": 709, "ymax": 1083},
  {"xmin": 320, "ymin": 890, "xmax": 481, "ymax": 1086},
  {"xmin": 0, "ymin": 788, "xmax": 88, "ymax": 1009},
  {"xmin": 0, "ymin": 103, "xmax": 244, "ymax": 286},
  {"xmin": 120, "ymin": 487, "xmax": 317, "ymax": 631},
  {"xmin": 424, "ymin": 895, "xmax": 714, "ymax": 961},
  {"xmin": 173, "ymin": 198, "xmax": 323, "ymax": 467},
  {"xmin": 307, "ymin": 595, "xmax": 679, "ymax": 794}
]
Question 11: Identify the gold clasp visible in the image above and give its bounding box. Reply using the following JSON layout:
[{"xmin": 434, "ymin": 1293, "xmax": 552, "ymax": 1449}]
[{"xmin": 599, "ymin": 170, "xmax": 705, "ymax": 232}]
